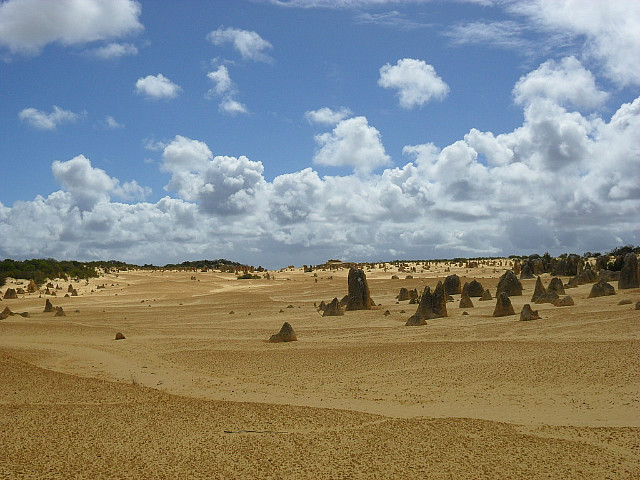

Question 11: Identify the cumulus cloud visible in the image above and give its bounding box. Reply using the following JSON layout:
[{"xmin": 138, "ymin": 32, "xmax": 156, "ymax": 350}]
[
  {"xmin": 313, "ymin": 116, "xmax": 391, "ymax": 174},
  {"xmin": 378, "ymin": 58, "xmax": 449, "ymax": 108},
  {"xmin": 18, "ymin": 105, "xmax": 81, "ymax": 130},
  {"xmin": 206, "ymin": 65, "xmax": 248, "ymax": 115},
  {"xmin": 305, "ymin": 106, "xmax": 353, "ymax": 125},
  {"xmin": 509, "ymin": 0, "xmax": 640, "ymax": 87},
  {"xmin": 207, "ymin": 27, "xmax": 273, "ymax": 63},
  {"xmin": 0, "ymin": 0, "xmax": 143, "ymax": 55},
  {"xmin": 135, "ymin": 74, "xmax": 182, "ymax": 100},
  {"xmin": 89, "ymin": 42, "xmax": 138, "ymax": 59},
  {"xmin": 52, "ymin": 154, "xmax": 150, "ymax": 210},
  {"xmin": 513, "ymin": 56, "xmax": 608, "ymax": 109},
  {"xmin": 1, "ymin": 63, "xmax": 638, "ymax": 267}
]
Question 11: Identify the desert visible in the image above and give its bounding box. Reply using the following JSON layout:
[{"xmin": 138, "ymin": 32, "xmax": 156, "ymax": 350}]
[{"xmin": 0, "ymin": 257, "xmax": 638, "ymax": 479}]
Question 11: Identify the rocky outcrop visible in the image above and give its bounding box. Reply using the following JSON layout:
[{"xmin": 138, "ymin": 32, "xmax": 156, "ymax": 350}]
[
  {"xmin": 43, "ymin": 299, "xmax": 55, "ymax": 312},
  {"xmin": 406, "ymin": 281, "xmax": 447, "ymax": 325},
  {"xmin": 530, "ymin": 276, "xmax": 546, "ymax": 303},
  {"xmin": 520, "ymin": 264, "xmax": 534, "ymax": 279},
  {"xmin": 397, "ymin": 288, "xmax": 410, "ymax": 301},
  {"xmin": 459, "ymin": 291, "xmax": 474, "ymax": 309},
  {"xmin": 547, "ymin": 277, "xmax": 565, "ymax": 295},
  {"xmin": 496, "ymin": 271, "xmax": 523, "ymax": 297},
  {"xmin": 520, "ymin": 304, "xmax": 540, "ymax": 321},
  {"xmin": 588, "ymin": 281, "xmax": 615, "ymax": 298},
  {"xmin": 463, "ymin": 280, "xmax": 485, "ymax": 297},
  {"xmin": 443, "ymin": 274, "xmax": 461, "ymax": 295},
  {"xmin": 553, "ymin": 295, "xmax": 575, "ymax": 307},
  {"xmin": 3, "ymin": 288, "xmax": 18, "ymax": 299},
  {"xmin": 479, "ymin": 289, "xmax": 492, "ymax": 301},
  {"xmin": 323, "ymin": 297, "xmax": 344, "ymax": 317},
  {"xmin": 618, "ymin": 253, "xmax": 639, "ymax": 289},
  {"xmin": 269, "ymin": 322, "xmax": 297, "ymax": 342},
  {"xmin": 27, "ymin": 279, "xmax": 38, "ymax": 293},
  {"xmin": 492, "ymin": 292, "xmax": 515, "ymax": 317},
  {"xmin": 345, "ymin": 268, "xmax": 372, "ymax": 311}
]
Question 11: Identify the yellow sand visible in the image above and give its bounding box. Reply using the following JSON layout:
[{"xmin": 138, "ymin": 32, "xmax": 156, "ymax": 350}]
[{"xmin": 0, "ymin": 263, "xmax": 638, "ymax": 478}]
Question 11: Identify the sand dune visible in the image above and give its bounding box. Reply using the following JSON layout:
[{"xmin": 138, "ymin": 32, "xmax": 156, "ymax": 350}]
[{"xmin": 0, "ymin": 263, "xmax": 638, "ymax": 478}]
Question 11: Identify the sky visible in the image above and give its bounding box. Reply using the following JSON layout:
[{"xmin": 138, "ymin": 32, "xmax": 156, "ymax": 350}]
[{"xmin": 0, "ymin": 0, "xmax": 639, "ymax": 269}]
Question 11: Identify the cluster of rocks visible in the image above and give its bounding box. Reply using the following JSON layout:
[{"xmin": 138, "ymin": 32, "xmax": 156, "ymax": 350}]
[
  {"xmin": 0, "ymin": 306, "xmax": 30, "ymax": 320},
  {"xmin": 406, "ymin": 282, "xmax": 447, "ymax": 326}
]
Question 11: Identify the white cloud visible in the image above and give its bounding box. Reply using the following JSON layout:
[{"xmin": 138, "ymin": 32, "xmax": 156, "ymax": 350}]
[
  {"xmin": 313, "ymin": 116, "xmax": 391, "ymax": 174},
  {"xmin": 509, "ymin": 0, "xmax": 640, "ymax": 87},
  {"xmin": 104, "ymin": 115, "xmax": 124, "ymax": 129},
  {"xmin": 206, "ymin": 65, "xmax": 248, "ymax": 115},
  {"xmin": 89, "ymin": 42, "xmax": 138, "ymax": 59},
  {"xmin": 207, "ymin": 27, "xmax": 273, "ymax": 63},
  {"xmin": 135, "ymin": 74, "xmax": 182, "ymax": 100},
  {"xmin": 305, "ymin": 107, "xmax": 353, "ymax": 125},
  {"xmin": 0, "ymin": 0, "xmax": 143, "ymax": 55},
  {"xmin": 18, "ymin": 105, "xmax": 80, "ymax": 130},
  {"xmin": 513, "ymin": 57, "xmax": 608, "ymax": 109},
  {"xmin": 51, "ymin": 154, "xmax": 150, "ymax": 210},
  {"xmin": 378, "ymin": 58, "xmax": 449, "ymax": 109}
]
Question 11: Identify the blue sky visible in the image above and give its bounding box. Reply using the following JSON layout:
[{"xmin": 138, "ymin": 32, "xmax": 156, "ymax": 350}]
[{"xmin": 1, "ymin": 0, "xmax": 639, "ymax": 268}]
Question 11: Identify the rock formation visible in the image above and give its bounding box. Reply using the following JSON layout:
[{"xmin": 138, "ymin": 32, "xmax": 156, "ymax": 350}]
[
  {"xmin": 496, "ymin": 270, "xmax": 523, "ymax": 297},
  {"xmin": 492, "ymin": 292, "xmax": 515, "ymax": 317},
  {"xmin": 115, "ymin": 332, "xmax": 126, "ymax": 340},
  {"xmin": 520, "ymin": 304, "xmax": 540, "ymax": 321},
  {"xmin": 27, "ymin": 279, "xmax": 38, "ymax": 293},
  {"xmin": 43, "ymin": 299, "xmax": 55, "ymax": 312},
  {"xmin": 3, "ymin": 288, "xmax": 18, "ymax": 299},
  {"xmin": 459, "ymin": 291, "xmax": 474, "ymax": 308},
  {"xmin": 531, "ymin": 276, "xmax": 546, "ymax": 303},
  {"xmin": 269, "ymin": 322, "xmax": 297, "ymax": 342},
  {"xmin": 479, "ymin": 289, "xmax": 493, "ymax": 301},
  {"xmin": 345, "ymin": 268, "xmax": 372, "ymax": 311},
  {"xmin": 406, "ymin": 281, "xmax": 447, "ymax": 325},
  {"xmin": 397, "ymin": 288, "xmax": 410, "ymax": 301},
  {"xmin": 588, "ymin": 281, "xmax": 616, "ymax": 298},
  {"xmin": 547, "ymin": 277, "xmax": 565, "ymax": 295},
  {"xmin": 317, "ymin": 300, "xmax": 326, "ymax": 312},
  {"xmin": 553, "ymin": 295, "xmax": 575, "ymax": 307},
  {"xmin": 443, "ymin": 274, "xmax": 461, "ymax": 295},
  {"xmin": 323, "ymin": 297, "xmax": 344, "ymax": 317},
  {"xmin": 618, "ymin": 253, "xmax": 639, "ymax": 289},
  {"xmin": 54, "ymin": 306, "xmax": 66, "ymax": 317},
  {"xmin": 463, "ymin": 280, "xmax": 485, "ymax": 297},
  {"xmin": 520, "ymin": 264, "xmax": 534, "ymax": 279}
]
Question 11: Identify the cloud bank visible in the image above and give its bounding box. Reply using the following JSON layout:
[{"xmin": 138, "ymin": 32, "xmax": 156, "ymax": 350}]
[{"xmin": 1, "ymin": 56, "xmax": 638, "ymax": 268}]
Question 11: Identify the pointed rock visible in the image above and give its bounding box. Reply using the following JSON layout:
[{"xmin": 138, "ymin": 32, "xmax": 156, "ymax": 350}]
[
  {"xmin": 345, "ymin": 268, "xmax": 372, "ymax": 311},
  {"xmin": 463, "ymin": 279, "xmax": 485, "ymax": 297},
  {"xmin": 3, "ymin": 288, "xmax": 17, "ymax": 299},
  {"xmin": 479, "ymin": 289, "xmax": 493, "ymax": 301},
  {"xmin": 520, "ymin": 304, "xmax": 540, "ymax": 321},
  {"xmin": 397, "ymin": 287, "xmax": 410, "ymax": 301},
  {"xmin": 459, "ymin": 291, "xmax": 474, "ymax": 308},
  {"xmin": 115, "ymin": 332, "xmax": 126, "ymax": 340},
  {"xmin": 553, "ymin": 295, "xmax": 575, "ymax": 307},
  {"xmin": 492, "ymin": 292, "xmax": 515, "ymax": 317},
  {"xmin": 27, "ymin": 279, "xmax": 38, "ymax": 293},
  {"xmin": 54, "ymin": 306, "xmax": 66, "ymax": 317},
  {"xmin": 269, "ymin": 322, "xmax": 297, "ymax": 342},
  {"xmin": 547, "ymin": 277, "xmax": 565, "ymax": 295},
  {"xmin": 618, "ymin": 253, "xmax": 639, "ymax": 289},
  {"xmin": 520, "ymin": 264, "xmax": 534, "ymax": 279},
  {"xmin": 496, "ymin": 271, "xmax": 523, "ymax": 297},
  {"xmin": 406, "ymin": 281, "xmax": 447, "ymax": 325},
  {"xmin": 531, "ymin": 276, "xmax": 546, "ymax": 303},
  {"xmin": 323, "ymin": 297, "xmax": 344, "ymax": 317},
  {"xmin": 43, "ymin": 299, "xmax": 55, "ymax": 312},
  {"xmin": 443, "ymin": 274, "xmax": 461, "ymax": 295}
]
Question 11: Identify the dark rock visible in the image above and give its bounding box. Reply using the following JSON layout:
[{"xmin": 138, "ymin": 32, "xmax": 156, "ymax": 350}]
[
  {"xmin": 54, "ymin": 306, "xmax": 66, "ymax": 317},
  {"xmin": 346, "ymin": 268, "xmax": 372, "ymax": 311},
  {"xmin": 463, "ymin": 280, "xmax": 485, "ymax": 297},
  {"xmin": 408, "ymin": 288, "xmax": 419, "ymax": 304},
  {"xmin": 459, "ymin": 291, "xmax": 474, "ymax": 308},
  {"xmin": 520, "ymin": 304, "xmax": 540, "ymax": 321},
  {"xmin": 547, "ymin": 277, "xmax": 565, "ymax": 295},
  {"xmin": 27, "ymin": 279, "xmax": 38, "ymax": 293},
  {"xmin": 317, "ymin": 300, "xmax": 327, "ymax": 312},
  {"xmin": 479, "ymin": 289, "xmax": 492, "ymax": 301},
  {"xmin": 617, "ymin": 299, "xmax": 632, "ymax": 305},
  {"xmin": 3, "ymin": 288, "xmax": 17, "ymax": 299},
  {"xmin": 496, "ymin": 270, "xmax": 523, "ymax": 297},
  {"xmin": 406, "ymin": 281, "xmax": 447, "ymax": 325},
  {"xmin": 520, "ymin": 264, "xmax": 534, "ymax": 279},
  {"xmin": 323, "ymin": 297, "xmax": 344, "ymax": 317},
  {"xmin": 43, "ymin": 299, "xmax": 55, "ymax": 313},
  {"xmin": 635, "ymin": 300, "xmax": 640, "ymax": 310},
  {"xmin": 443, "ymin": 274, "xmax": 461, "ymax": 295},
  {"xmin": 534, "ymin": 291, "xmax": 559, "ymax": 304},
  {"xmin": 530, "ymin": 276, "xmax": 546, "ymax": 303},
  {"xmin": 598, "ymin": 269, "xmax": 619, "ymax": 282},
  {"xmin": 553, "ymin": 295, "xmax": 575, "ymax": 307},
  {"xmin": 492, "ymin": 292, "xmax": 515, "ymax": 317},
  {"xmin": 397, "ymin": 288, "xmax": 410, "ymax": 301},
  {"xmin": 588, "ymin": 281, "xmax": 615, "ymax": 298},
  {"xmin": 115, "ymin": 332, "xmax": 126, "ymax": 340},
  {"xmin": 618, "ymin": 253, "xmax": 639, "ymax": 289},
  {"xmin": 269, "ymin": 322, "xmax": 297, "ymax": 342}
]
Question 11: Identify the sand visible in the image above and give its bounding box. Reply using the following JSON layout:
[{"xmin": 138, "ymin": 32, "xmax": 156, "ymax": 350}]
[{"xmin": 0, "ymin": 263, "xmax": 638, "ymax": 478}]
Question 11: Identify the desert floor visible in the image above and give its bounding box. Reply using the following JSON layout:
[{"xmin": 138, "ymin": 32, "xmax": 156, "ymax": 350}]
[{"xmin": 0, "ymin": 262, "xmax": 638, "ymax": 479}]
